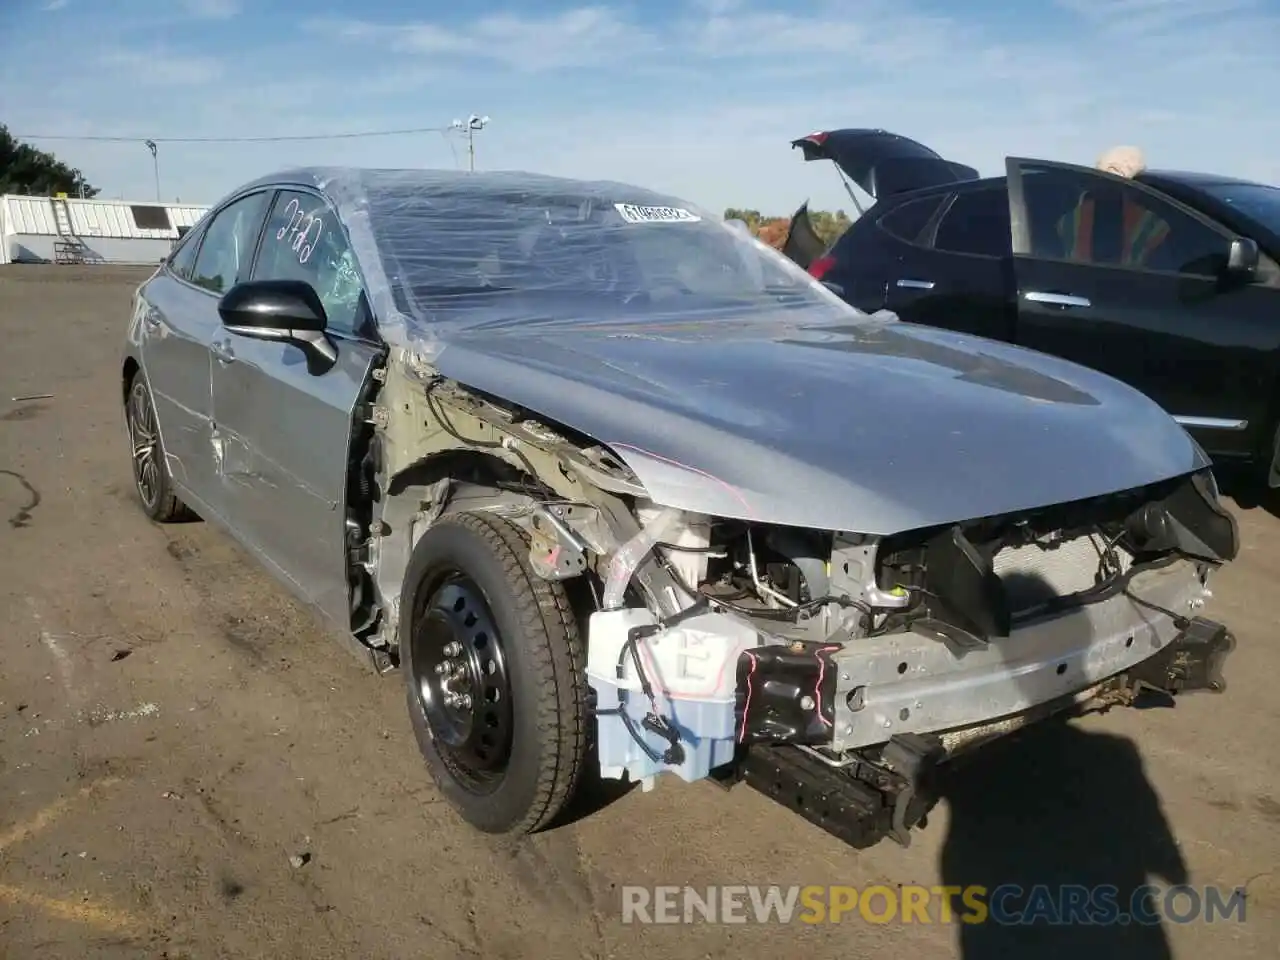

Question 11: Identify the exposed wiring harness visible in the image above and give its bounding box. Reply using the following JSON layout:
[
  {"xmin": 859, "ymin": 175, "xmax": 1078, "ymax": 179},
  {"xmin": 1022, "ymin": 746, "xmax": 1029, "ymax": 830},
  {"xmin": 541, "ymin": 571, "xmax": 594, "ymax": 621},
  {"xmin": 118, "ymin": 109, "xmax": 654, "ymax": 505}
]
[
  {"xmin": 657, "ymin": 554, "xmax": 879, "ymax": 623},
  {"xmin": 1087, "ymin": 526, "xmax": 1192, "ymax": 628},
  {"xmin": 423, "ymin": 378, "xmax": 545, "ymax": 490}
]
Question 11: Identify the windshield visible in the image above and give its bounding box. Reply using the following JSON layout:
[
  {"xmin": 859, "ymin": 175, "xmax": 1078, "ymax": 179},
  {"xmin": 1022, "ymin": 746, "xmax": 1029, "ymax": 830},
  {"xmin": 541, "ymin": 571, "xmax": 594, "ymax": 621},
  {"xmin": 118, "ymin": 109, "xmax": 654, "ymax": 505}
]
[
  {"xmin": 1201, "ymin": 182, "xmax": 1280, "ymax": 234},
  {"xmin": 366, "ymin": 182, "xmax": 843, "ymax": 324}
]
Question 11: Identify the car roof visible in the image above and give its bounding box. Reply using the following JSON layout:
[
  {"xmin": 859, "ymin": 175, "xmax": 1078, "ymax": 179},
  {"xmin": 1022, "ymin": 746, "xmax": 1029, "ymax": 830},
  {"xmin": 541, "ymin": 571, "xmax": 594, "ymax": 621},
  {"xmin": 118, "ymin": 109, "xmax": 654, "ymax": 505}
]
[
  {"xmin": 229, "ymin": 166, "xmax": 687, "ymax": 209},
  {"xmin": 1137, "ymin": 169, "xmax": 1272, "ymax": 190},
  {"xmin": 877, "ymin": 167, "xmax": 1274, "ymax": 211}
]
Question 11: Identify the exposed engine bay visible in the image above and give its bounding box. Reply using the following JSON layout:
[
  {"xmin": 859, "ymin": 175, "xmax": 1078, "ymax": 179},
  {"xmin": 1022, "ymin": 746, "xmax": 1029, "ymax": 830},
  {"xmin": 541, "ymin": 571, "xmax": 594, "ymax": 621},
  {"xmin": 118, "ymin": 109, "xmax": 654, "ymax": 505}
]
[{"xmin": 358, "ymin": 369, "xmax": 1238, "ymax": 848}]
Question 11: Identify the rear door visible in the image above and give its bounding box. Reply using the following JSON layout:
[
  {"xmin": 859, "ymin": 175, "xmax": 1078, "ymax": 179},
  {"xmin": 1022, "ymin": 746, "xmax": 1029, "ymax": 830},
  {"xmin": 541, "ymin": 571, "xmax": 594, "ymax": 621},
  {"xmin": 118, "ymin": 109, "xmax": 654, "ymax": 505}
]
[
  {"xmin": 878, "ymin": 184, "xmax": 1015, "ymax": 341},
  {"xmin": 208, "ymin": 187, "xmax": 383, "ymax": 628},
  {"xmin": 1006, "ymin": 158, "xmax": 1280, "ymax": 457},
  {"xmin": 138, "ymin": 190, "xmax": 271, "ymax": 505}
]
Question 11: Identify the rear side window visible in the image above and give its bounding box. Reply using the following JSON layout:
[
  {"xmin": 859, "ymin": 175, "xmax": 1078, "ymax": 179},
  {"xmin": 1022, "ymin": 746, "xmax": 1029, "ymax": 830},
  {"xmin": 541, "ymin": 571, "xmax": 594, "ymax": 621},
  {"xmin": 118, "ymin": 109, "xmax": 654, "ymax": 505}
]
[
  {"xmin": 190, "ymin": 191, "xmax": 271, "ymax": 294},
  {"xmin": 167, "ymin": 225, "xmax": 203, "ymax": 280},
  {"xmin": 933, "ymin": 188, "xmax": 1012, "ymax": 258},
  {"xmin": 878, "ymin": 194, "xmax": 945, "ymax": 245}
]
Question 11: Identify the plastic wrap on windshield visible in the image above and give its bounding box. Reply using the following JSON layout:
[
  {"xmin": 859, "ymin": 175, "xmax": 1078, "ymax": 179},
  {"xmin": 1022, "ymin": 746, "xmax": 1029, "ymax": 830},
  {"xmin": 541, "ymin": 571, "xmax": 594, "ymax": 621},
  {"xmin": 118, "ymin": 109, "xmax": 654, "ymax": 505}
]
[{"xmin": 301, "ymin": 167, "xmax": 854, "ymax": 356}]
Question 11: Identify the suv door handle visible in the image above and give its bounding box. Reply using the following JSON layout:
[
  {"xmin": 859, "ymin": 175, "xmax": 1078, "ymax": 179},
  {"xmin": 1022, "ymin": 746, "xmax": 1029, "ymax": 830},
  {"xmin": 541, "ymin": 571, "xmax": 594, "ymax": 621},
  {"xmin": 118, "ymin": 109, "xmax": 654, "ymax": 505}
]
[
  {"xmin": 896, "ymin": 278, "xmax": 935, "ymax": 290},
  {"xmin": 211, "ymin": 339, "xmax": 236, "ymax": 364},
  {"xmin": 1024, "ymin": 291, "xmax": 1091, "ymax": 308}
]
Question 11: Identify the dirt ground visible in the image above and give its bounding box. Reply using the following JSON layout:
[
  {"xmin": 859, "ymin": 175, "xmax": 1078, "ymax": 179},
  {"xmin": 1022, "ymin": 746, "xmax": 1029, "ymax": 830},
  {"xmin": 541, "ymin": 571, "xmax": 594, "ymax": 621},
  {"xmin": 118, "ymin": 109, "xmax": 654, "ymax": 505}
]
[{"xmin": 0, "ymin": 264, "xmax": 1276, "ymax": 960}]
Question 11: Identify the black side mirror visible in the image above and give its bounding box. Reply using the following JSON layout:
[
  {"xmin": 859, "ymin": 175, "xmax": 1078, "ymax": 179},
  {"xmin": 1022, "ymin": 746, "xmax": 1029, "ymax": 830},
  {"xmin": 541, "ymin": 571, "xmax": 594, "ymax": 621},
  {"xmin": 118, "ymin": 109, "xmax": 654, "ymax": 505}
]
[
  {"xmin": 1227, "ymin": 237, "xmax": 1259, "ymax": 277},
  {"xmin": 217, "ymin": 279, "xmax": 337, "ymax": 371}
]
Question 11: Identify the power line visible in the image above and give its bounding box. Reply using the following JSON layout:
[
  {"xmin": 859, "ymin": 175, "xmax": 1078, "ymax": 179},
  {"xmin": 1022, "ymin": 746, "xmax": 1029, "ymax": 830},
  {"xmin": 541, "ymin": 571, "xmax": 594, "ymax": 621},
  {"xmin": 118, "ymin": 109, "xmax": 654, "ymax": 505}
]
[{"xmin": 12, "ymin": 125, "xmax": 456, "ymax": 144}]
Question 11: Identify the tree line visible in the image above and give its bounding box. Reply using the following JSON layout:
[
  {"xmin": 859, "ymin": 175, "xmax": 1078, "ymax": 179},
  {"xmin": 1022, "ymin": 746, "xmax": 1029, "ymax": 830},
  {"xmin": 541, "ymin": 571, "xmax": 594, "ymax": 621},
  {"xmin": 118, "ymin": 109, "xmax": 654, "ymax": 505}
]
[
  {"xmin": 724, "ymin": 206, "xmax": 852, "ymax": 249},
  {"xmin": 0, "ymin": 124, "xmax": 99, "ymax": 197}
]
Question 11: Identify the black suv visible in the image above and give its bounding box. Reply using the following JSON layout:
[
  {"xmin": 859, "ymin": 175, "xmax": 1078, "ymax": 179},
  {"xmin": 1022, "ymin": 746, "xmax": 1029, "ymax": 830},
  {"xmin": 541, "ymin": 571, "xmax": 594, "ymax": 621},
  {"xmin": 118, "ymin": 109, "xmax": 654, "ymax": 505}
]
[{"xmin": 784, "ymin": 128, "xmax": 1280, "ymax": 486}]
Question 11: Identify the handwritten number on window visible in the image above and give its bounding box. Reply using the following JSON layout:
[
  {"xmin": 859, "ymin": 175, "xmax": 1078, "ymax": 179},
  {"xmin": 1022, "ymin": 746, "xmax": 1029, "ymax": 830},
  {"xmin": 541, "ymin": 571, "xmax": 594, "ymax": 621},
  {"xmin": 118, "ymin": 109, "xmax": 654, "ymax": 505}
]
[{"xmin": 274, "ymin": 197, "xmax": 323, "ymax": 265}]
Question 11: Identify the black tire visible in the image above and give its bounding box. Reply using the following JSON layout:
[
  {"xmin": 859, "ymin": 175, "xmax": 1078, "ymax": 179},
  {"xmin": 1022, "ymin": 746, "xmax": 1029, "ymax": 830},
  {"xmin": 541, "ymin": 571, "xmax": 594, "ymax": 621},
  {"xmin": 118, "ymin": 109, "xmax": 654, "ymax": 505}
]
[
  {"xmin": 399, "ymin": 511, "xmax": 588, "ymax": 835},
  {"xmin": 125, "ymin": 371, "xmax": 191, "ymax": 523}
]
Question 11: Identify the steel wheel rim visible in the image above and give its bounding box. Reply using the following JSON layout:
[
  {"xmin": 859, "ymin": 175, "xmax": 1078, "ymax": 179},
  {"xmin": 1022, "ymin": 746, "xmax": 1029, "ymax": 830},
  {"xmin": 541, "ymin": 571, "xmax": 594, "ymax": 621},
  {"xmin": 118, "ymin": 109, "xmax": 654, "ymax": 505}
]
[
  {"xmin": 411, "ymin": 571, "xmax": 515, "ymax": 793},
  {"xmin": 127, "ymin": 381, "xmax": 160, "ymax": 509}
]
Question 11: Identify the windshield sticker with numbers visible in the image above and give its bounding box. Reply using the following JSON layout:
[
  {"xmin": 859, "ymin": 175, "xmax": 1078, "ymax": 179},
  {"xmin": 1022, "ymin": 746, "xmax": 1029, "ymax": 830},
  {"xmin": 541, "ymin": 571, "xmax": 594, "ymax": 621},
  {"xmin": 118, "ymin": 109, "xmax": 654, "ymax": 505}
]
[{"xmin": 613, "ymin": 203, "xmax": 701, "ymax": 224}]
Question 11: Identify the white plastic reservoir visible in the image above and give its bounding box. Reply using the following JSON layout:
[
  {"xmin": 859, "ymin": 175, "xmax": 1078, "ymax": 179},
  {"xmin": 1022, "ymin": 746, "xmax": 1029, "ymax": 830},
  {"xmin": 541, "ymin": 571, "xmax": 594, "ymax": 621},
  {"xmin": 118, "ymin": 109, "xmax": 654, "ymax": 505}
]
[{"xmin": 587, "ymin": 607, "xmax": 758, "ymax": 786}]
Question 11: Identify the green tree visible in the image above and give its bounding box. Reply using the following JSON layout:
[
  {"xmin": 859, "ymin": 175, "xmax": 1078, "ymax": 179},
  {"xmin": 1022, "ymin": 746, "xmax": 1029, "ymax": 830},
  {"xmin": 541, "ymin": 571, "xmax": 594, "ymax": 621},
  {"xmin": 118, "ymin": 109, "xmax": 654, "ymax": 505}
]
[
  {"xmin": 806, "ymin": 209, "xmax": 852, "ymax": 245},
  {"xmin": 0, "ymin": 125, "xmax": 98, "ymax": 197},
  {"xmin": 723, "ymin": 207, "xmax": 764, "ymax": 232},
  {"xmin": 724, "ymin": 205, "xmax": 853, "ymax": 248}
]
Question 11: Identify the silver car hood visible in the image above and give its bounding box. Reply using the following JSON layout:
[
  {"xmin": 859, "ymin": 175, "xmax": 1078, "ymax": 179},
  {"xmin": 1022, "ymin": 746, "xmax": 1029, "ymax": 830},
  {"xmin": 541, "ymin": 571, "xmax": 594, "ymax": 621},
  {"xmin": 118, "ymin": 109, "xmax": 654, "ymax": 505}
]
[{"xmin": 429, "ymin": 313, "xmax": 1208, "ymax": 535}]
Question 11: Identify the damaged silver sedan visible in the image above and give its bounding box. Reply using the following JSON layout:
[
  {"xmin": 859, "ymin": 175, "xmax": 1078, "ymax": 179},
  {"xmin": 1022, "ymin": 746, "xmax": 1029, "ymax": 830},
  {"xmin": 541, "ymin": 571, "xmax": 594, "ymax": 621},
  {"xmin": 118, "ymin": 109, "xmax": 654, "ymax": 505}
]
[{"xmin": 120, "ymin": 168, "xmax": 1238, "ymax": 848}]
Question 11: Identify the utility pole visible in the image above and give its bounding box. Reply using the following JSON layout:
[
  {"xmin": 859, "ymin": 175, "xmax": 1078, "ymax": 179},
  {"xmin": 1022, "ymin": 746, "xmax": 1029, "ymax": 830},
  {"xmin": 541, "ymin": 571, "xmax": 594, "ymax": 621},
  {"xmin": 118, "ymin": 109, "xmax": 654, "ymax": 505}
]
[
  {"xmin": 144, "ymin": 139, "xmax": 160, "ymax": 201},
  {"xmin": 450, "ymin": 115, "xmax": 490, "ymax": 172}
]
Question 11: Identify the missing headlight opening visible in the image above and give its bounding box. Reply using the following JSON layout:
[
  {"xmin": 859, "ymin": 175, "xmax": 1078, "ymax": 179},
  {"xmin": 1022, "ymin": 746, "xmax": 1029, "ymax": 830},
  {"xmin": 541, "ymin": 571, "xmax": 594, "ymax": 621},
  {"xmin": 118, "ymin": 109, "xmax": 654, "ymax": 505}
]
[{"xmin": 363, "ymin": 366, "xmax": 1237, "ymax": 849}]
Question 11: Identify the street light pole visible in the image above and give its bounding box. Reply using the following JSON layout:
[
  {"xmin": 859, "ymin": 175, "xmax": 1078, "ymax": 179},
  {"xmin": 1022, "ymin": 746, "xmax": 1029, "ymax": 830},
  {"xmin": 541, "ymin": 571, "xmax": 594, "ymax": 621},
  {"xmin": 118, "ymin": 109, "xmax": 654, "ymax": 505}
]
[
  {"xmin": 450, "ymin": 115, "xmax": 490, "ymax": 172},
  {"xmin": 144, "ymin": 139, "xmax": 160, "ymax": 201}
]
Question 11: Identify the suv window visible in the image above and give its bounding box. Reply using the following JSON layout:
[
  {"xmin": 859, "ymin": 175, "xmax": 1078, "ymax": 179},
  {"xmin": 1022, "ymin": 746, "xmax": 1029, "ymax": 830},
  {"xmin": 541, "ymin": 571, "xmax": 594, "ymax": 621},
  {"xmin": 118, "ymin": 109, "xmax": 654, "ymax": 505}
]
[
  {"xmin": 253, "ymin": 190, "xmax": 366, "ymax": 337},
  {"xmin": 1022, "ymin": 165, "xmax": 1230, "ymax": 276},
  {"xmin": 878, "ymin": 194, "xmax": 944, "ymax": 245},
  {"xmin": 190, "ymin": 191, "xmax": 271, "ymax": 294},
  {"xmin": 933, "ymin": 188, "xmax": 1011, "ymax": 257}
]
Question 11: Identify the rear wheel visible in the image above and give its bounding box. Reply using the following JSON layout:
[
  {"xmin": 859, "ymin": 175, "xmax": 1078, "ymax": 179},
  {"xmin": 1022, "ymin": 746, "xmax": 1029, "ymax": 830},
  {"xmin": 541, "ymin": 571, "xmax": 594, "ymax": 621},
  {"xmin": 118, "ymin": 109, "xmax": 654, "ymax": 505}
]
[
  {"xmin": 125, "ymin": 372, "xmax": 191, "ymax": 522},
  {"xmin": 399, "ymin": 511, "xmax": 588, "ymax": 835}
]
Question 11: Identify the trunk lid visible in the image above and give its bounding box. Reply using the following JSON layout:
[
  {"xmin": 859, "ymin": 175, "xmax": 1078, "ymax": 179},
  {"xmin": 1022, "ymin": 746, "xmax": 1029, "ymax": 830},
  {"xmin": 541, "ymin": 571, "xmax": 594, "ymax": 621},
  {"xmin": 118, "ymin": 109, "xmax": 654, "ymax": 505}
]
[{"xmin": 791, "ymin": 128, "xmax": 979, "ymax": 199}]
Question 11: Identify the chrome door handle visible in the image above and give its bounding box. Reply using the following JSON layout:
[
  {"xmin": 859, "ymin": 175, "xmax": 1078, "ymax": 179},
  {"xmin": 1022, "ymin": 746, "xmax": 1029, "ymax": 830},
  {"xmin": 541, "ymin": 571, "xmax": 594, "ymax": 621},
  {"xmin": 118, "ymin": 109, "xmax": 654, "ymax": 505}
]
[
  {"xmin": 211, "ymin": 339, "xmax": 236, "ymax": 364},
  {"xmin": 1024, "ymin": 291, "xmax": 1091, "ymax": 308},
  {"xmin": 896, "ymin": 278, "xmax": 935, "ymax": 290}
]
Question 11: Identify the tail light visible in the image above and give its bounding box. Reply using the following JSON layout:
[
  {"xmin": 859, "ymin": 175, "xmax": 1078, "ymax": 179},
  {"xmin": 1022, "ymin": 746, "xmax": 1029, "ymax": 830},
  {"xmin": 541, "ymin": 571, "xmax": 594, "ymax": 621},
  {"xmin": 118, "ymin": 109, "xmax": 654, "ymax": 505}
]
[{"xmin": 808, "ymin": 255, "xmax": 836, "ymax": 281}]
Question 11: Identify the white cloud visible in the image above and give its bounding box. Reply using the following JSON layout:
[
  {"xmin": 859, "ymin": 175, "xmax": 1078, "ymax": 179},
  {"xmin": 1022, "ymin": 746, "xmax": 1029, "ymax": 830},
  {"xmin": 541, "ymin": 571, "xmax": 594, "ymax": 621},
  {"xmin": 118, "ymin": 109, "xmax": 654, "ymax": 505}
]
[
  {"xmin": 41, "ymin": 0, "xmax": 69, "ymax": 10},
  {"xmin": 97, "ymin": 48, "xmax": 224, "ymax": 86},
  {"xmin": 309, "ymin": 7, "xmax": 656, "ymax": 70},
  {"xmin": 182, "ymin": 0, "xmax": 240, "ymax": 18},
  {"xmin": 1057, "ymin": 0, "xmax": 1260, "ymax": 34}
]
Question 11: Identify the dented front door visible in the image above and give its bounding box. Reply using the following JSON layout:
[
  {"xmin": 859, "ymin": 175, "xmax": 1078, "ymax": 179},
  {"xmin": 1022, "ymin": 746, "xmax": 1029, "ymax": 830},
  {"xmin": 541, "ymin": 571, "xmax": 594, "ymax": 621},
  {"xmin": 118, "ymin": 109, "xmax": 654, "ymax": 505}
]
[{"xmin": 208, "ymin": 188, "xmax": 381, "ymax": 629}]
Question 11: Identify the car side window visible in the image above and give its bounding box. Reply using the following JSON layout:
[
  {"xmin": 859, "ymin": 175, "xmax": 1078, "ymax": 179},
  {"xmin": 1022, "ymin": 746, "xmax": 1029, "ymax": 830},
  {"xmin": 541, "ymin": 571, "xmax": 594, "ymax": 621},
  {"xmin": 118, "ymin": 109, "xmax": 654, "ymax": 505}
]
[
  {"xmin": 878, "ymin": 194, "xmax": 945, "ymax": 246},
  {"xmin": 1022, "ymin": 166, "xmax": 1231, "ymax": 277},
  {"xmin": 190, "ymin": 191, "xmax": 271, "ymax": 294},
  {"xmin": 167, "ymin": 224, "xmax": 204, "ymax": 280},
  {"xmin": 253, "ymin": 190, "xmax": 366, "ymax": 337},
  {"xmin": 932, "ymin": 188, "xmax": 1012, "ymax": 258}
]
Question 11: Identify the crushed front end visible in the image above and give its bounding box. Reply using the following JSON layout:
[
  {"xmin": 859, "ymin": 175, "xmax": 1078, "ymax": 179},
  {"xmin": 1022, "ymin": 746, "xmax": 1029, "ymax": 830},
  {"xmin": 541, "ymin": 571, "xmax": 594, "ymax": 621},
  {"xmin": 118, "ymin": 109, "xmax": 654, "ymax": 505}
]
[{"xmin": 584, "ymin": 468, "xmax": 1237, "ymax": 848}]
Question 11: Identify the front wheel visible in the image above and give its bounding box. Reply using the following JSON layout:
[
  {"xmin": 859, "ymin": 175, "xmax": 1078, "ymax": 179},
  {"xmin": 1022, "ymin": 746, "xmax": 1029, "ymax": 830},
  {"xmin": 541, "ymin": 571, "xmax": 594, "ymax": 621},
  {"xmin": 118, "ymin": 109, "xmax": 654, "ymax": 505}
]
[{"xmin": 399, "ymin": 511, "xmax": 588, "ymax": 835}]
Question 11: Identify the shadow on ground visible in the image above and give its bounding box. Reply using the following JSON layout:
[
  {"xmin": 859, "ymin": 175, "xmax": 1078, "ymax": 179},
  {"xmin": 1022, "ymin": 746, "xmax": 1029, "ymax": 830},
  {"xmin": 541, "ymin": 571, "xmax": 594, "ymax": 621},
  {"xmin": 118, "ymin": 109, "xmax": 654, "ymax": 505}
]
[
  {"xmin": 545, "ymin": 741, "xmax": 638, "ymax": 831},
  {"xmin": 937, "ymin": 716, "xmax": 1187, "ymax": 960}
]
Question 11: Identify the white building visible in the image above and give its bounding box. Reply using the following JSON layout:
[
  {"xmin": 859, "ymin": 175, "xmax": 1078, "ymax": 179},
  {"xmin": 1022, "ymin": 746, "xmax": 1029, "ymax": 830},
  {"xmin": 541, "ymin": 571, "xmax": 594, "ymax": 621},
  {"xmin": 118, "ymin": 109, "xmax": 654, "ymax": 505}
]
[{"xmin": 1, "ymin": 193, "xmax": 209, "ymax": 266}]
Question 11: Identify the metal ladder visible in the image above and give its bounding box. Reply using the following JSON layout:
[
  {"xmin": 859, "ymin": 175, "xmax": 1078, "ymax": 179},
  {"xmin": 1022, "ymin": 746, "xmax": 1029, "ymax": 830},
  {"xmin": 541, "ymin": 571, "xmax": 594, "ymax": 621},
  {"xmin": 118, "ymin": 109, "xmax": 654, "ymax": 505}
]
[{"xmin": 51, "ymin": 195, "xmax": 87, "ymax": 264}]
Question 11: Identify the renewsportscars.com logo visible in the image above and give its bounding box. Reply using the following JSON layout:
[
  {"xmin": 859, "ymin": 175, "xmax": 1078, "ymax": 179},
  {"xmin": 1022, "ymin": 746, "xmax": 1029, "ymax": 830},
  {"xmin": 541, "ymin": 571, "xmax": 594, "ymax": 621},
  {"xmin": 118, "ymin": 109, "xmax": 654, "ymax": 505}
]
[{"xmin": 620, "ymin": 884, "xmax": 1248, "ymax": 926}]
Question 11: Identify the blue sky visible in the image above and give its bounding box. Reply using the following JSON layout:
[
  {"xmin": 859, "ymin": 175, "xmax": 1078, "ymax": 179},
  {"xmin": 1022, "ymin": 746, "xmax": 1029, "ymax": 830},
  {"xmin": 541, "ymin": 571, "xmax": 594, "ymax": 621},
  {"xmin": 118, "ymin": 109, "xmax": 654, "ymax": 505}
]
[{"xmin": 2, "ymin": 0, "xmax": 1277, "ymax": 215}]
